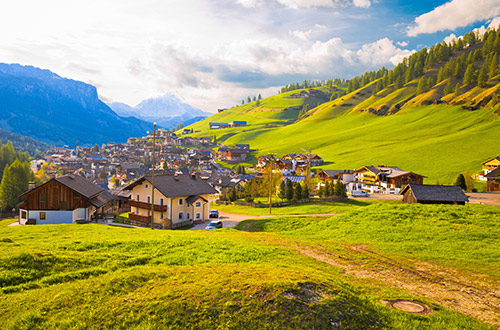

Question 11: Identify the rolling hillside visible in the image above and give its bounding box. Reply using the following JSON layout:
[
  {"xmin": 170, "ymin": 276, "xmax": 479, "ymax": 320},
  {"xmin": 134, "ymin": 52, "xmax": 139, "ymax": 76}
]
[{"xmin": 185, "ymin": 28, "xmax": 500, "ymax": 184}]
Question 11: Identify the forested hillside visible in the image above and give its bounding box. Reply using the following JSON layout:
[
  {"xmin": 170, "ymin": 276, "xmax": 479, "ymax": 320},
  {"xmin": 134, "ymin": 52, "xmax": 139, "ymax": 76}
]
[{"xmin": 185, "ymin": 27, "xmax": 500, "ymax": 184}]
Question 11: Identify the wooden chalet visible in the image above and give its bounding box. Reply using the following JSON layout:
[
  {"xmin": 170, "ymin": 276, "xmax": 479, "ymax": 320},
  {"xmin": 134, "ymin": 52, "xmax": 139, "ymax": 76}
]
[
  {"xmin": 485, "ymin": 167, "xmax": 500, "ymax": 192},
  {"xmin": 480, "ymin": 156, "xmax": 500, "ymax": 180},
  {"xmin": 18, "ymin": 174, "xmax": 114, "ymax": 225},
  {"xmin": 400, "ymin": 184, "xmax": 469, "ymax": 205},
  {"xmin": 317, "ymin": 170, "xmax": 354, "ymax": 183},
  {"xmin": 354, "ymin": 166, "xmax": 425, "ymax": 193}
]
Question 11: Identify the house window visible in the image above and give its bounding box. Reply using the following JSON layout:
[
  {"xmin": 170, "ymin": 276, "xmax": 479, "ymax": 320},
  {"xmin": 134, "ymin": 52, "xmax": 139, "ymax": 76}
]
[
  {"xmin": 40, "ymin": 212, "xmax": 46, "ymax": 220},
  {"xmin": 178, "ymin": 212, "xmax": 183, "ymax": 220},
  {"xmin": 179, "ymin": 198, "xmax": 184, "ymax": 206},
  {"xmin": 196, "ymin": 213, "xmax": 201, "ymax": 220},
  {"xmin": 40, "ymin": 193, "xmax": 47, "ymax": 203},
  {"xmin": 186, "ymin": 213, "xmax": 191, "ymax": 220},
  {"xmin": 195, "ymin": 201, "xmax": 201, "ymax": 208},
  {"xmin": 145, "ymin": 184, "xmax": 149, "ymax": 188},
  {"xmin": 21, "ymin": 210, "xmax": 27, "ymax": 219},
  {"xmin": 147, "ymin": 196, "xmax": 151, "ymax": 203},
  {"xmin": 160, "ymin": 198, "xmax": 164, "ymax": 206},
  {"xmin": 135, "ymin": 208, "xmax": 139, "ymax": 214},
  {"xmin": 160, "ymin": 212, "xmax": 163, "ymax": 220},
  {"xmin": 136, "ymin": 194, "xmax": 140, "ymax": 201},
  {"xmin": 60, "ymin": 202, "xmax": 67, "ymax": 210}
]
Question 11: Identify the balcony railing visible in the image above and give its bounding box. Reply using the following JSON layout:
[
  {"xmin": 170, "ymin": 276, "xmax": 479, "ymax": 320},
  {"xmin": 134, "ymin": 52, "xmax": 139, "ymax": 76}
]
[
  {"xmin": 128, "ymin": 212, "xmax": 152, "ymax": 223},
  {"xmin": 129, "ymin": 200, "xmax": 168, "ymax": 212}
]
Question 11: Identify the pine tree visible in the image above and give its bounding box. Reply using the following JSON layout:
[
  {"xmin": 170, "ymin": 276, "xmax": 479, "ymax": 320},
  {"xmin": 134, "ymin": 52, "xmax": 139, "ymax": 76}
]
[
  {"xmin": 286, "ymin": 179, "xmax": 294, "ymax": 201},
  {"xmin": 454, "ymin": 83, "xmax": 461, "ymax": 97},
  {"xmin": 293, "ymin": 183, "xmax": 302, "ymax": 200},
  {"xmin": 395, "ymin": 75, "xmax": 404, "ymax": 89},
  {"xmin": 302, "ymin": 184, "xmax": 309, "ymax": 199},
  {"xmin": 437, "ymin": 67, "xmax": 444, "ymax": 83},
  {"xmin": 463, "ymin": 64, "xmax": 477, "ymax": 86},
  {"xmin": 443, "ymin": 79, "xmax": 453, "ymax": 95},
  {"xmin": 454, "ymin": 173, "xmax": 467, "ymax": 191},
  {"xmin": 258, "ymin": 94, "xmax": 262, "ymax": 100},
  {"xmin": 416, "ymin": 76, "xmax": 427, "ymax": 94},
  {"xmin": 489, "ymin": 53, "xmax": 498, "ymax": 78},
  {"xmin": 478, "ymin": 63, "xmax": 489, "ymax": 88},
  {"xmin": 426, "ymin": 76, "xmax": 435, "ymax": 90},
  {"xmin": 334, "ymin": 179, "xmax": 347, "ymax": 197},
  {"xmin": 278, "ymin": 180, "xmax": 287, "ymax": 200},
  {"xmin": 318, "ymin": 184, "xmax": 325, "ymax": 198}
]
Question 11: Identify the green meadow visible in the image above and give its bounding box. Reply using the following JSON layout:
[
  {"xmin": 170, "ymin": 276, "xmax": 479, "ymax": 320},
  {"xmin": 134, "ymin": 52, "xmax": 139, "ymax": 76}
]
[
  {"xmin": 1, "ymin": 201, "xmax": 499, "ymax": 329},
  {"xmin": 191, "ymin": 103, "xmax": 500, "ymax": 184}
]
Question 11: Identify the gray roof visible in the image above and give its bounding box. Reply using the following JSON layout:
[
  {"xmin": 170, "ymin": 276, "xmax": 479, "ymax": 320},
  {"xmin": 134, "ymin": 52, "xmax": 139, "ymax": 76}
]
[
  {"xmin": 321, "ymin": 170, "xmax": 354, "ymax": 177},
  {"xmin": 55, "ymin": 175, "xmax": 104, "ymax": 198},
  {"xmin": 400, "ymin": 184, "xmax": 469, "ymax": 203},
  {"xmin": 485, "ymin": 167, "xmax": 500, "ymax": 178},
  {"xmin": 125, "ymin": 174, "xmax": 217, "ymax": 198}
]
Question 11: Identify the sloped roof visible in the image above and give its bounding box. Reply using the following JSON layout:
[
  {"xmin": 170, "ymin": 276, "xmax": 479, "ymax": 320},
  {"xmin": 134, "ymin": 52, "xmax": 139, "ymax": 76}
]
[
  {"xmin": 321, "ymin": 170, "xmax": 354, "ymax": 177},
  {"xmin": 125, "ymin": 174, "xmax": 217, "ymax": 198},
  {"xmin": 481, "ymin": 156, "xmax": 500, "ymax": 165},
  {"xmin": 485, "ymin": 167, "xmax": 500, "ymax": 178},
  {"xmin": 54, "ymin": 174, "xmax": 104, "ymax": 198},
  {"xmin": 400, "ymin": 184, "xmax": 468, "ymax": 203}
]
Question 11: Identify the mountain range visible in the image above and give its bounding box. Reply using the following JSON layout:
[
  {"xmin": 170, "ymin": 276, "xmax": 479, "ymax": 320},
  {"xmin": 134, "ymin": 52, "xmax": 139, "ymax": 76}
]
[
  {"xmin": 108, "ymin": 94, "xmax": 210, "ymax": 129},
  {"xmin": 0, "ymin": 63, "xmax": 152, "ymax": 147}
]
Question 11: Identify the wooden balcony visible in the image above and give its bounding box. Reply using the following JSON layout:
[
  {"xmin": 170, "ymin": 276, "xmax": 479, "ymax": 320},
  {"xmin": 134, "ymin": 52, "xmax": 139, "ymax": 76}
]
[
  {"xmin": 128, "ymin": 212, "xmax": 151, "ymax": 223},
  {"xmin": 129, "ymin": 200, "xmax": 168, "ymax": 212}
]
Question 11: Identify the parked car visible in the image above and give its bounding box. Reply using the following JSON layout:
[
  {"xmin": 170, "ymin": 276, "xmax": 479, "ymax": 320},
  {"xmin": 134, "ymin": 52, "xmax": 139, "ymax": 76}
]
[
  {"xmin": 205, "ymin": 220, "xmax": 223, "ymax": 229},
  {"xmin": 351, "ymin": 190, "xmax": 370, "ymax": 197},
  {"xmin": 209, "ymin": 209, "xmax": 219, "ymax": 218}
]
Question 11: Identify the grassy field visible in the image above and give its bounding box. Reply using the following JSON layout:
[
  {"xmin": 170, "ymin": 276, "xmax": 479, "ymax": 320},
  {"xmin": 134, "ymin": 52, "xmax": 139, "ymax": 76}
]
[
  {"xmin": 0, "ymin": 201, "xmax": 499, "ymax": 328},
  {"xmin": 202, "ymin": 104, "xmax": 500, "ymax": 184}
]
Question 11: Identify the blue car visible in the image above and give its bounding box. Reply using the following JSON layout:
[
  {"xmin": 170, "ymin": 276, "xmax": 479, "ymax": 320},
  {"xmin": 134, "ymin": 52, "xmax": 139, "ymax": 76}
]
[
  {"xmin": 205, "ymin": 220, "xmax": 223, "ymax": 229},
  {"xmin": 209, "ymin": 209, "xmax": 219, "ymax": 218}
]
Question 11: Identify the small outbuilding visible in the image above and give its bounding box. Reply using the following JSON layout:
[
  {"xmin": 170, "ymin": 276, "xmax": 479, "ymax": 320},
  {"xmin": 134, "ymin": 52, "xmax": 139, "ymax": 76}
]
[{"xmin": 400, "ymin": 184, "xmax": 469, "ymax": 205}]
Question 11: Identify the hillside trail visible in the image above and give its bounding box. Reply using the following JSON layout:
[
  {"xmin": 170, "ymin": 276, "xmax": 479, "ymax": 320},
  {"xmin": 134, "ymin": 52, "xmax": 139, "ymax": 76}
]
[{"xmin": 293, "ymin": 243, "xmax": 500, "ymax": 327}]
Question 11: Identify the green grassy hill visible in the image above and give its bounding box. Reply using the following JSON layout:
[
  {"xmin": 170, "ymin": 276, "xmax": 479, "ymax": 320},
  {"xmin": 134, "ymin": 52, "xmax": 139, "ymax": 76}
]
[
  {"xmin": 186, "ymin": 29, "xmax": 500, "ymax": 184},
  {"xmin": 1, "ymin": 202, "xmax": 499, "ymax": 328}
]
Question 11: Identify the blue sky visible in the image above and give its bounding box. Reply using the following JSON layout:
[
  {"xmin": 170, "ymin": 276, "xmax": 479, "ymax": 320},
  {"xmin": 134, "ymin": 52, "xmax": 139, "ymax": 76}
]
[{"xmin": 0, "ymin": 0, "xmax": 499, "ymax": 112}]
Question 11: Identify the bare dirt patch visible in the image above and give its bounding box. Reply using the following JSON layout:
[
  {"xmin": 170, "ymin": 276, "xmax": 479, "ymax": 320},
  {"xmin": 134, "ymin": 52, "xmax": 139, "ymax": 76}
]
[{"xmin": 294, "ymin": 244, "xmax": 500, "ymax": 327}]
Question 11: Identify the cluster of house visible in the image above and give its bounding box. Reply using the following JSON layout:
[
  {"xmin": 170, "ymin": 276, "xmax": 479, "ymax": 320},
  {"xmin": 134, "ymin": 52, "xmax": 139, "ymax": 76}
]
[
  {"xmin": 209, "ymin": 121, "xmax": 247, "ymax": 129},
  {"xmin": 218, "ymin": 144, "xmax": 252, "ymax": 162},
  {"xmin": 478, "ymin": 156, "xmax": 500, "ymax": 192},
  {"xmin": 317, "ymin": 165, "xmax": 425, "ymax": 194},
  {"xmin": 258, "ymin": 153, "xmax": 324, "ymax": 176}
]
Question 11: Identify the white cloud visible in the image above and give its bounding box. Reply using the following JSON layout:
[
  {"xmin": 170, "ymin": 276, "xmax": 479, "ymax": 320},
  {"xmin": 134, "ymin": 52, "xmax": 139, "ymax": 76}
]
[
  {"xmin": 352, "ymin": 0, "xmax": 370, "ymax": 9},
  {"xmin": 357, "ymin": 38, "xmax": 414, "ymax": 67},
  {"xmin": 236, "ymin": 0, "xmax": 263, "ymax": 8},
  {"xmin": 488, "ymin": 16, "xmax": 500, "ymax": 29},
  {"xmin": 407, "ymin": 0, "xmax": 500, "ymax": 36},
  {"xmin": 396, "ymin": 41, "xmax": 408, "ymax": 47},
  {"xmin": 443, "ymin": 33, "xmax": 457, "ymax": 44}
]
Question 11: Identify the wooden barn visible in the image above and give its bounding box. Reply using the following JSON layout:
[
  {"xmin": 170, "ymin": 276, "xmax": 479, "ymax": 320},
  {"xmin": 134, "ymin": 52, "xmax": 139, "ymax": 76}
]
[
  {"xmin": 18, "ymin": 174, "xmax": 114, "ymax": 225},
  {"xmin": 400, "ymin": 184, "xmax": 469, "ymax": 205}
]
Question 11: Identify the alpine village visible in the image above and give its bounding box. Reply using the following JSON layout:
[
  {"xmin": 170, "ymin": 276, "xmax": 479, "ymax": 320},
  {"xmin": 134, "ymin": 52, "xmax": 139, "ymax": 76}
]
[{"xmin": 1, "ymin": 5, "xmax": 500, "ymax": 330}]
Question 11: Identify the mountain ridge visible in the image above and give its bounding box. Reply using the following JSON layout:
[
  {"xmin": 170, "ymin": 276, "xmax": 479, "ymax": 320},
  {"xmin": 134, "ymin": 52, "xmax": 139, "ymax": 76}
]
[{"xmin": 0, "ymin": 63, "xmax": 152, "ymax": 147}]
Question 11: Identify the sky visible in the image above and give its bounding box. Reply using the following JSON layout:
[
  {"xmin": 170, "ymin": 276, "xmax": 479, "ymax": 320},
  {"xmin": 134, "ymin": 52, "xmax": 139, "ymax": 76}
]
[{"xmin": 1, "ymin": 0, "xmax": 500, "ymax": 113}]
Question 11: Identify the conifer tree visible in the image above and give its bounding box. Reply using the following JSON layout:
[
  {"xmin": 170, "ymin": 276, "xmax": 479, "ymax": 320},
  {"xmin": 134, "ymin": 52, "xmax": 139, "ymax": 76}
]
[
  {"xmin": 478, "ymin": 63, "xmax": 489, "ymax": 88},
  {"xmin": 286, "ymin": 179, "xmax": 294, "ymax": 201},
  {"xmin": 426, "ymin": 76, "xmax": 435, "ymax": 90},
  {"xmin": 278, "ymin": 180, "xmax": 287, "ymax": 200},
  {"xmin": 334, "ymin": 179, "xmax": 347, "ymax": 197},
  {"xmin": 443, "ymin": 79, "xmax": 453, "ymax": 95},
  {"xmin": 416, "ymin": 76, "xmax": 427, "ymax": 94},
  {"xmin": 302, "ymin": 183, "xmax": 309, "ymax": 199},
  {"xmin": 293, "ymin": 182, "xmax": 302, "ymax": 200},
  {"xmin": 454, "ymin": 83, "xmax": 461, "ymax": 97},
  {"xmin": 463, "ymin": 64, "xmax": 477, "ymax": 86},
  {"xmin": 489, "ymin": 53, "xmax": 498, "ymax": 78}
]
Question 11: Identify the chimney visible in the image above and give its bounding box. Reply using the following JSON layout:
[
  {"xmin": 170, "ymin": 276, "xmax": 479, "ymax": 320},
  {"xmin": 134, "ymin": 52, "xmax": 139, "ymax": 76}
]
[{"xmin": 28, "ymin": 182, "xmax": 35, "ymax": 190}]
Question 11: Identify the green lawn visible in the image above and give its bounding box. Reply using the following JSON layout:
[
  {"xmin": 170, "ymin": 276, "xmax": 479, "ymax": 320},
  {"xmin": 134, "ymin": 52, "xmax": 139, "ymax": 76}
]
[
  {"xmin": 0, "ymin": 203, "xmax": 498, "ymax": 329},
  {"xmin": 212, "ymin": 199, "xmax": 374, "ymax": 215}
]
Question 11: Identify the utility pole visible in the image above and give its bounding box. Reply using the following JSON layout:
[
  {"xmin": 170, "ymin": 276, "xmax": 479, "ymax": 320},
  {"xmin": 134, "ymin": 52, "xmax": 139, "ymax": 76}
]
[{"xmin": 151, "ymin": 122, "xmax": 156, "ymax": 229}]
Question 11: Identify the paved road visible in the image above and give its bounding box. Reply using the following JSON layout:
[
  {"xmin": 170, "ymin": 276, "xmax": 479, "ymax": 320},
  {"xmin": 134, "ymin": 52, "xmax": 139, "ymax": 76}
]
[{"xmin": 190, "ymin": 211, "xmax": 338, "ymax": 230}]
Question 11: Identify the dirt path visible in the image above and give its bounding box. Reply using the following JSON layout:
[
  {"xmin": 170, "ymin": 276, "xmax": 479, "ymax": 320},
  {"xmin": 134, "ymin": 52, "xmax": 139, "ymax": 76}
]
[{"xmin": 295, "ymin": 244, "xmax": 500, "ymax": 327}]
